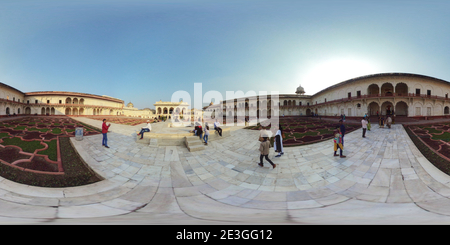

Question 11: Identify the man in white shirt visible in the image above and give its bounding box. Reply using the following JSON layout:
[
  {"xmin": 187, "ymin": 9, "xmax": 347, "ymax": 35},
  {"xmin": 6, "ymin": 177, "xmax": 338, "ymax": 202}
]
[
  {"xmin": 214, "ymin": 119, "xmax": 222, "ymax": 136},
  {"xmin": 137, "ymin": 120, "xmax": 152, "ymax": 139},
  {"xmin": 361, "ymin": 117, "xmax": 368, "ymax": 138}
]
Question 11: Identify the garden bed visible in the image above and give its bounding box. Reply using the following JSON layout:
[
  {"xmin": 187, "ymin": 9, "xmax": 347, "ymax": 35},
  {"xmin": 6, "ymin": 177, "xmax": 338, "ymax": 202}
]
[
  {"xmin": 245, "ymin": 117, "xmax": 361, "ymax": 147},
  {"xmin": 0, "ymin": 116, "xmax": 103, "ymax": 187},
  {"xmin": 404, "ymin": 123, "xmax": 450, "ymax": 175}
]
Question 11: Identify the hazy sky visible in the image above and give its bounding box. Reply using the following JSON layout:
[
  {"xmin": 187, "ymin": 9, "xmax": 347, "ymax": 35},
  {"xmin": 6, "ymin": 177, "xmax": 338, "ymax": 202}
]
[{"xmin": 1, "ymin": 0, "xmax": 449, "ymax": 109}]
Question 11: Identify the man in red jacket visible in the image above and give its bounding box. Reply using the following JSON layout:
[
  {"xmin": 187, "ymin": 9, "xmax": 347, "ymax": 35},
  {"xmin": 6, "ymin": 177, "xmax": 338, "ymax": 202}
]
[{"xmin": 102, "ymin": 119, "xmax": 111, "ymax": 148}]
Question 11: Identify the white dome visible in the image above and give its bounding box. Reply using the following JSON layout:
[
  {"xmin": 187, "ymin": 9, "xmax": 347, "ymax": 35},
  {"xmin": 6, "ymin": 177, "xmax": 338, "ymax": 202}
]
[{"xmin": 295, "ymin": 85, "xmax": 305, "ymax": 94}]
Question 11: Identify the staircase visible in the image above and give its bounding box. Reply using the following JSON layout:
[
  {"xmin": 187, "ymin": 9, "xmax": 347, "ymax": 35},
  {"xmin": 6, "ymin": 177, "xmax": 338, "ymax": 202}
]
[{"xmin": 185, "ymin": 136, "xmax": 205, "ymax": 152}]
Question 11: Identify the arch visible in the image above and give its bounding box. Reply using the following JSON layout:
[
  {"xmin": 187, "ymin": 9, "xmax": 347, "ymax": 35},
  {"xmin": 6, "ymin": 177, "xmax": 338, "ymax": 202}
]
[
  {"xmin": 306, "ymin": 108, "xmax": 311, "ymax": 116},
  {"xmin": 109, "ymin": 109, "xmax": 113, "ymax": 115},
  {"xmin": 395, "ymin": 83, "xmax": 408, "ymax": 96},
  {"xmin": 368, "ymin": 102, "xmax": 380, "ymax": 116},
  {"xmin": 41, "ymin": 107, "xmax": 45, "ymax": 115},
  {"xmin": 25, "ymin": 107, "xmax": 31, "ymax": 114},
  {"xmin": 163, "ymin": 107, "xmax": 168, "ymax": 114},
  {"xmin": 73, "ymin": 98, "xmax": 79, "ymax": 104},
  {"xmin": 65, "ymin": 108, "xmax": 71, "ymax": 115},
  {"xmin": 395, "ymin": 101, "xmax": 408, "ymax": 116},
  {"xmin": 169, "ymin": 107, "xmax": 174, "ymax": 114},
  {"xmin": 445, "ymin": 106, "xmax": 449, "ymax": 115},
  {"xmin": 73, "ymin": 108, "xmax": 78, "ymax": 115},
  {"xmin": 79, "ymin": 108, "xmax": 84, "ymax": 115},
  {"xmin": 51, "ymin": 107, "xmax": 55, "ymax": 115},
  {"xmin": 65, "ymin": 97, "xmax": 71, "ymax": 104},
  {"xmin": 381, "ymin": 83, "xmax": 394, "ymax": 96},
  {"xmin": 381, "ymin": 101, "xmax": 394, "ymax": 115},
  {"xmin": 6, "ymin": 107, "xmax": 10, "ymax": 115},
  {"xmin": 157, "ymin": 107, "xmax": 162, "ymax": 114},
  {"xmin": 79, "ymin": 98, "xmax": 84, "ymax": 105},
  {"xmin": 367, "ymin": 84, "xmax": 379, "ymax": 96},
  {"xmin": 17, "ymin": 108, "xmax": 20, "ymax": 114}
]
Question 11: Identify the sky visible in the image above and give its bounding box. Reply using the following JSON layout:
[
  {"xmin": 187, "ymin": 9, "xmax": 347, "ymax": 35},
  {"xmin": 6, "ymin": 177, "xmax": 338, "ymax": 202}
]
[{"xmin": 1, "ymin": 0, "xmax": 450, "ymax": 109}]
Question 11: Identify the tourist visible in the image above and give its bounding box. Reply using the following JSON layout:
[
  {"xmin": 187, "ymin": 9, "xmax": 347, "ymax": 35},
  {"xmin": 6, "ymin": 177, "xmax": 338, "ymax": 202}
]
[
  {"xmin": 258, "ymin": 136, "xmax": 276, "ymax": 169},
  {"xmin": 367, "ymin": 118, "xmax": 371, "ymax": 131},
  {"xmin": 214, "ymin": 119, "xmax": 222, "ymax": 136},
  {"xmin": 197, "ymin": 123, "xmax": 203, "ymax": 140},
  {"xmin": 339, "ymin": 119, "xmax": 346, "ymax": 146},
  {"xmin": 203, "ymin": 124, "xmax": 210, "ymax": 145},
  {"xmin": 102, "ymin": 119, "xmax": 111, "ymax": 148},
  {"xmin": 137, "ymin": 120, "xmax": 152, "ymax": 140},
  {"xmin": 361, "ymin": 117, "xmax": 368, "ymax": 138},
  {"xmin": 333, "ymin": 128, "xmax": 346, "ymax": 158},
  {"xmin": 274, "ymin": 125, "xmax": 284, "ymax": 157},
  {"xmin": 380, "ymin": 116, "xmax": 385, "ymax": 128},
  {"xmin": 386, "ymin": 116, "xmax": 392, "ymax": 129}
]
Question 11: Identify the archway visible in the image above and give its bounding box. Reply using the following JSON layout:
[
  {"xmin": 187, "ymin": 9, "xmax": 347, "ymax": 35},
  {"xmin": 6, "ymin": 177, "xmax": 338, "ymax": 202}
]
[
  {"xmin": 368, "ymin": 102, "xmax": 379, "ymax": 116},
  {"xmin": 445, "ymin": 106, "xmax": 450, "ymax": 115},
  {"xmin": 367, "ymin": 84, "xmax": 379, "ymax": 96},
  {"xmin": 306, "ymin": 108, "xmax": 311, "ymax": 116},
  {"xmin": 6, "ymin": 107, "xmax": 10, "ymax": 115},
  {"xmin": 65, "ymin": 108, "xmax": 71, "ymax": 115},
  {"xmin": 381, "ymin": 83, "xmax": 394, "ymax": 96},
  {"xmin": 25, "ymin": 107, "xmax": 31, "ymax": 114},
  {"xmin": 395, "ymin": 83, "xmax": 408, "ymax": 96},
  {"xmin": 41, "ymin": 107, "xmax": 45, "ymax": 115},
  {"xmin": 51, "ymin": 107, "xmax": 55, "ymax": 115},
  {"xmin": 395, "ymin": 101, "xmax": 408, "ymax": 116},
  {"xmin": 381, "ymin": 101, "xmax": 394, "ymax": 115}
]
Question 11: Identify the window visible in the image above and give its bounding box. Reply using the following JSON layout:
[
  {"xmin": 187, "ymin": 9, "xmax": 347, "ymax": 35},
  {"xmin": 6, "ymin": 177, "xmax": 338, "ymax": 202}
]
[
  {"xmin": 416, "ymin": 89, "xmax": 420, "ymax": 95},
  {"xmin": 27, "ymin": 100, "xmax": 29, "ymax": 104},
  {"xmin": 59, "ymin": 100, "xmax": 62, "ymax": 104},
  {"xmin": 348, "ymin": 92, "xmax": 351, "ymax": 98},
  {"xmin": 357, "ymin": 91, "xmax": 361, "ymax": 98},
  {"xmin": 47, "ymin": 100, "xmax": 50, "ymax": 104},
  {"xmin": 35, "ymin": 100, "xmax": 38, "ymax": 104},
  {"xmin": 427, "ymin": 90, "xmax": 431, "ymax": 96}
]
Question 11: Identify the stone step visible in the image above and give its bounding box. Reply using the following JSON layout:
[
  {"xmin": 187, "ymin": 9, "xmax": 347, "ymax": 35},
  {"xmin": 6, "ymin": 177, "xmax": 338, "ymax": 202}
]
[
  {"xmin": 187, "ymin": 144, "xmax": 205, "ymax": 152},
  {"xmin": 185, "ymin": 136, "xmax": 203, "ymax": 146}
]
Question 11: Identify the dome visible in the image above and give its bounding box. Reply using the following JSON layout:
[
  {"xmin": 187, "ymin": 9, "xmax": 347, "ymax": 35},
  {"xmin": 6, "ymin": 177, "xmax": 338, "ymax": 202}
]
[
  {"xmin": 295, "ymin": 85, "xmax": 305, "ymax": 95},
  {"xmin": 127, "ymin": 102, "xmax": 134, "ymax": 108}
]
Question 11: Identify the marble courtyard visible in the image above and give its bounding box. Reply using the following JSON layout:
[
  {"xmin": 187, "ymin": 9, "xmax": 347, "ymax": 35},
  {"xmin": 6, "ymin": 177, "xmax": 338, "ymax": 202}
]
[{"xmin": 0, "ymin": 116, "xmax": 449, "ymax": 224}]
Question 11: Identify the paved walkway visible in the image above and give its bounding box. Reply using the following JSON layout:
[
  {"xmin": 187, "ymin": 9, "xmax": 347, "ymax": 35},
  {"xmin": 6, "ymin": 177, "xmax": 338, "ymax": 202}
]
[{"xmin": 1, "ymin": 117, "xmax": 450, "ymax": 224}]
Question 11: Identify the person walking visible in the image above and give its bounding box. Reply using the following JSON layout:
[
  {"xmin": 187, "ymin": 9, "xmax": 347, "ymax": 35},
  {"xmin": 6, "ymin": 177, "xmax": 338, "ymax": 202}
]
[
  {"xmin": 258, "ymin": 136, "xmax": 276, "ymax": 169},
  {"xmin": 203, "ymin": 124, "xmax": 210, "ymax": 145},
  {"xmin": 102, "ymin": 119, "xmax": 111, "ymax": 148},
  {"xmin": 137, "ymin": 120, "xmax": 152, "ymax": 140},
  {"xmin": 361, "ymin": 117, "xmax": 368, "ymax": 138},
  {"xmin": 339, "ymin": 119, "xmax": 346, "ymax": 146},
  {"xmin": 367, "ymin": 118, "xmax": 371, "ymax": 131},
  {"xmin": 333, "ymin": 128, "xmax": 346, "ymax": 158},
  {"xmin": 274, "ymin": 125, "xmax": 284, "ymax": 157}
]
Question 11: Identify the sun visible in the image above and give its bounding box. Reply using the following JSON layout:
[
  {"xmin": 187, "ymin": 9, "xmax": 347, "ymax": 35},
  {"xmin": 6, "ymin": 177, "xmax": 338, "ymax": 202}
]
[{"xmin": 300, "ymin": 57, "xmax": 380, "ymax": 94}]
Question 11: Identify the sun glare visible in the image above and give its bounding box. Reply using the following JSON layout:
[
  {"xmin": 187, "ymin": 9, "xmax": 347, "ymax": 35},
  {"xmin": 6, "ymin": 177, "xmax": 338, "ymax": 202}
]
[{"xmin": 300, "ymin": 58, "xmax": 379, "ymax": 94}]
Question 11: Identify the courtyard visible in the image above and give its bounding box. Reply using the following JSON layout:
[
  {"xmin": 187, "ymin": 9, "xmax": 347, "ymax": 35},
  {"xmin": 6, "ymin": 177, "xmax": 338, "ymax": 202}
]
[{"xmin": 0, "ymin": 116, "xmax": 448, "ymax": 224}]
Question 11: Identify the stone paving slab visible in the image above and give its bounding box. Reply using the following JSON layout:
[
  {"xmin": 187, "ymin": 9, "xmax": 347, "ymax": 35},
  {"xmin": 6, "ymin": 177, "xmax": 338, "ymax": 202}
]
[{"xmin": 0, "ymin": 117, "xmax": 450, "ymax": 223}]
